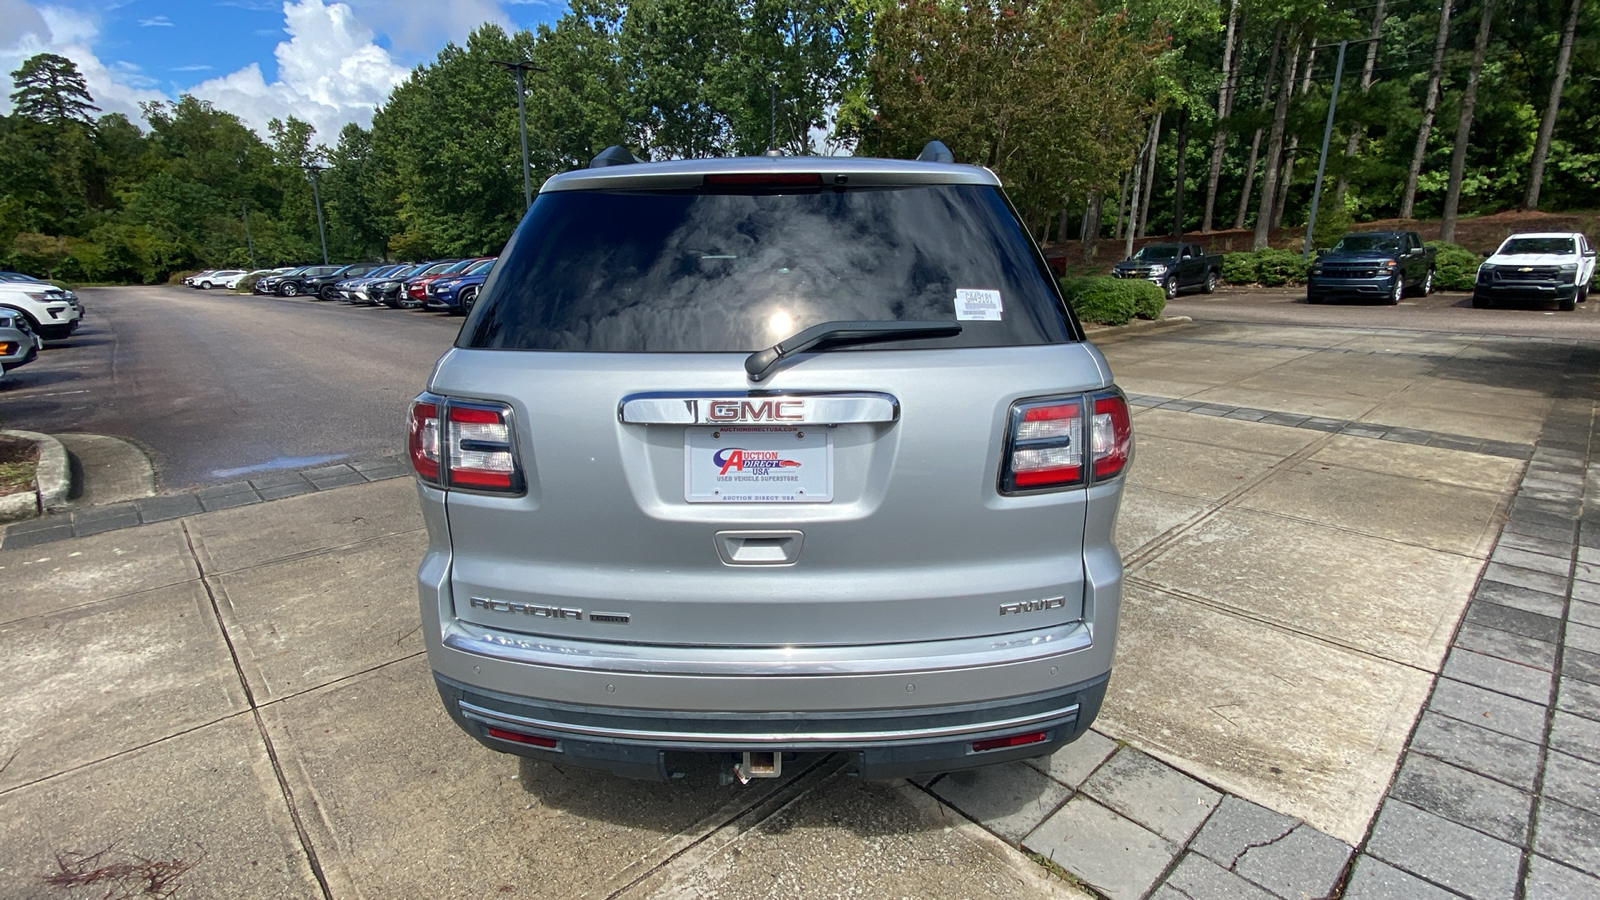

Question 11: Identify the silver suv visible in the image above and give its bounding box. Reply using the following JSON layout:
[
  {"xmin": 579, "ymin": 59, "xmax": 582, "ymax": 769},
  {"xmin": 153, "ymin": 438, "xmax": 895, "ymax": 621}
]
[{"xmin": 411, "ymin": 148, "xmax": 1130, "ymax": 783}]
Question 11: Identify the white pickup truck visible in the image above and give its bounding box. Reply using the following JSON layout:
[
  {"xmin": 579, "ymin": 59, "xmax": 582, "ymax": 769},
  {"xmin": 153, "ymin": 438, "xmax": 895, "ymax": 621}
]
[
  {"xmin": 1473, "ymin": 232, "xmax": 1598, "ymax": 311},
  {"xmin": 0, "ymin": 278, "xmax": 82, "ymax": 340}
]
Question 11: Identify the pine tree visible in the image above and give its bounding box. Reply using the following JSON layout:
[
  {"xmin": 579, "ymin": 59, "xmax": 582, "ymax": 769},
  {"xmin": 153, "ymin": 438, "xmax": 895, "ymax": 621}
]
[{"xmin": 9, "ymin": 53, "xmax": 99, "ymax": 126}]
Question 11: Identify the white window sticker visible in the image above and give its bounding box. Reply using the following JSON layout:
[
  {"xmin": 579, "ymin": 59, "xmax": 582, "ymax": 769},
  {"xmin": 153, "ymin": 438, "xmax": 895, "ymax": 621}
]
[{"xmin": 955, "ymin": 288, "xmax": 1003, "ymax": 321}]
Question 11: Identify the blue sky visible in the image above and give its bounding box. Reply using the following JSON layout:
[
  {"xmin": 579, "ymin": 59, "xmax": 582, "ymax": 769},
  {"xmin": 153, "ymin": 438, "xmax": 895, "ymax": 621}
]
[{"xmin": 1, "ymin": 1, "xmax": 568, "ymax": 139}]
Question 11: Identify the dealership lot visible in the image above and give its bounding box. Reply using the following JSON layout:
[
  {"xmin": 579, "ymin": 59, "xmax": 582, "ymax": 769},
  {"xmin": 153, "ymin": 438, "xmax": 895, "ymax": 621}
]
[{"xmin": 4, "ymin": 291, "xmax": 1596, "ymax": 897}]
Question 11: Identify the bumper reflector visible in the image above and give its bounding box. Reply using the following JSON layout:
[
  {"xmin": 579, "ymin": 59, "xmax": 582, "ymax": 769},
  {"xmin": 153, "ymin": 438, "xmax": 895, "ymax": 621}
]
[
  {"xmin": 487, "ymin": 726, "xmax": 558, "ymax": 749},
  {"xmin": 971, "ymin": 730, "xmax": 1049, "ymax": 753}
]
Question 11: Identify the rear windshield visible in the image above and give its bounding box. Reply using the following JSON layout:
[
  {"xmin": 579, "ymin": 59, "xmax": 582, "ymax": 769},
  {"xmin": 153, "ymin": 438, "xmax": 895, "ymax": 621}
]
[
  {"xmin": 1500, "ymin": 237, "xmax": 1575, "ymax": 256},
  {"xmin": 462, "ymin": 183, "xmax": 1073, "ymax": 352}
]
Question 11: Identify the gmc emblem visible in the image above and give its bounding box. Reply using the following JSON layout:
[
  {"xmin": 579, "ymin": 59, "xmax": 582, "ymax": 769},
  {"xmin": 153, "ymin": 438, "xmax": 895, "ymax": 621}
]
[
  {"xmin": 706, "ymin": 399, "xmax": 804, "ymax": 423},
  {"xmin": 999, "ymin": 596, "xmax": 1066, "ymax": 616}
]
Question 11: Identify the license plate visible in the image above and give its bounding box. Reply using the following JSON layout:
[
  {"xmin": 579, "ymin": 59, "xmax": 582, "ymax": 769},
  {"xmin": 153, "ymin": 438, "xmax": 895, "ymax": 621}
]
[{"xmin": 685, "ymin": 427, "xmax": 832, "ymax": 503}]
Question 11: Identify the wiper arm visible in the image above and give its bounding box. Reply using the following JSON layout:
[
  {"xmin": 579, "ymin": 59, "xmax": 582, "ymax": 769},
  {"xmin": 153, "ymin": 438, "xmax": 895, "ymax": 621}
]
[{"xmin": 744, "ymin": 320, "xmax": 963, "ymax": 382}]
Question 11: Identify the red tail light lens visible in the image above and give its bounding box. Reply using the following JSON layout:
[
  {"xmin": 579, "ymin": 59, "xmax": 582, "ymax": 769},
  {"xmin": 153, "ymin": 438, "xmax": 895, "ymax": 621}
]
[
  {"xmin": 971, "ymin": 731, "xmax": 1050, "ymax": 753},
  {"xmin": 407, "ymin": 399, "xmax": 441, "ymax": 482},
  {"xmin": 409, "ymin": 394, "xmax": 523, "ymax": 494},
  {"xmin": 1002, "ymin": 398, "xmax": 1084, "ymax": 492},
  {"xmin": 447, "ymin": 402, "xmax": 520, "ymax": 491},
  {"xmin": 1091, "ymin": 391, "xmax": 1133, "ymax": 479}
]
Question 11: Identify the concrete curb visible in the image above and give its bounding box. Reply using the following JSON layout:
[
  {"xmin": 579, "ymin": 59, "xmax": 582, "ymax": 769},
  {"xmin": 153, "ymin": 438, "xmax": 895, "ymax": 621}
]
[
  {"xmin": 1084, "ymin": 315, "xmax": 1194, "ymax": 339},
  {"xmin": 0, "ymin": 429, "xmax": 72, "ymax": 515}
]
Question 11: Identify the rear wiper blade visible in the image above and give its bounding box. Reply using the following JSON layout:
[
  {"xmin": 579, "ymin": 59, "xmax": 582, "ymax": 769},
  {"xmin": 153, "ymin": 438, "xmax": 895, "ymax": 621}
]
[{"xmin": 744, "ymin": 320, "xmax": 963, "ymax": 382}]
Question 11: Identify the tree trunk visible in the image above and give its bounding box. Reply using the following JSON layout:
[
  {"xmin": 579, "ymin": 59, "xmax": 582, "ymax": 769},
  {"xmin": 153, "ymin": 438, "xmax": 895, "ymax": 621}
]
[
  {"xmin": 1137, "ymin": 111, "xmax": 1163, "ymax": 238},
  {"xmin": 1335, "ymin": 0, "xmax": 1387, "ymax": 207},
  {"xmin": 1059, "ymin": 206, "xmax": 1072, "ymax": 244},
  {"xmin": 1124, "ymin": 125, "xmax": 1155, "ymax": 259},
  {"xmin": 1114, "ymin": 167, "xmax": 1131, "ymax": 241},
  {"xmin": 1273, "ymin": 44, "xmax": 1315, "ymax": 231},
  {"xmin": 1401, "ymin": 0, "xmax": 1454, "ymax": 220},
  {"xmin": 1253, "ymin": 35, "xmax": 1300, "ymax": 250},
  {"xmin": 1172, "ymin": 110, "xmax": 1189, "ymax": 238},
  {"xmin": 1524, "ymin": 0, "xmax": 1581, "ymax": 210},
  {"xmin": 1202, "ymin": 0, "xmax": 1240, "ymax": 233},
  {"xmin": 1081, "ymin": 193, "xmax": 1103, "ymax": 264},
  {"xmin": 1440, "ymin": 0, "xmax": 1495, "ymax": 244},
  {"xmin": 1235, "ymin": 26, "xmax": 1283, "ymax": 231}
]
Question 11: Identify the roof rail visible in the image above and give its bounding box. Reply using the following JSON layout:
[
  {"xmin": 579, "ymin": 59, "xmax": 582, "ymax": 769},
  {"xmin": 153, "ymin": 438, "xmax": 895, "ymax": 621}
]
[
  {"xmin": 916, "ymin": 140, "xmax": 955, "ymax": 164},
  {"xmin": 590, "ymin": 146, "xmax": 640, "ymax": 168}
]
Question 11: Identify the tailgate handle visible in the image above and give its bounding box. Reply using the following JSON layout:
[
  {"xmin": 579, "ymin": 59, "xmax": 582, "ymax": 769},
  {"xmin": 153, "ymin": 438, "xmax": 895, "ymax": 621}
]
[{"xmin": 715, "ymin": 530, "xmax": 803, "ymax": 566}]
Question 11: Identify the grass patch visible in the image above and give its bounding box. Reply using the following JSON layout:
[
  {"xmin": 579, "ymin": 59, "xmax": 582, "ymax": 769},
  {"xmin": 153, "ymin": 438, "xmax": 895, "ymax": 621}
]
[{"xmin": 0, "ymin": 434, "xmax": 39, "ymax": 497}]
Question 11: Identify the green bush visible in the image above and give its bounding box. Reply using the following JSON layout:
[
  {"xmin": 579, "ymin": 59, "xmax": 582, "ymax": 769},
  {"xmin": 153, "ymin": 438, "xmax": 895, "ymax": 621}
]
[
  {"xmin": 235, "ymin": 272, "xmax": 268, "ymax": 294},
  {"xmin": 1222, "ymin": 248, "xmax": 1311, "ymax": 286},
  {"xmin": 1222, "ymin": 251, "xmax": 1260, "ymax": 285},
  {"xmin": 1255, "ymin": 248, "xmax": 1310, "ymax": 286},
  {"xmin": 1427, "ymin": 241, "xmax": 1481, "ymax": 291},
  {"xmin": 1060, "ymin": 276, "xmax": 1165, "ymax": 326}
]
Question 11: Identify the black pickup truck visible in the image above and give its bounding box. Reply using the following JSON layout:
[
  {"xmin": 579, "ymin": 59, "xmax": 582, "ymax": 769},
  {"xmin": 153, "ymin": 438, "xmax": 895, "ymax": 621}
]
[
  {"xmin": 1111, "ymin": 242, "xmax": 1224, "ymax": 299},
  {"xmin": 1307, "ymin": 231, "xmax": 1435, "ymax": 304}
]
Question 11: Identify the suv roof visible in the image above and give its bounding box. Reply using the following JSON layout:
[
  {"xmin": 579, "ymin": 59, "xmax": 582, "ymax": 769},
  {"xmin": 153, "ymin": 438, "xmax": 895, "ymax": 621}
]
[{"xmin": 543, "ymin": 156, "xmax": 999, "ymax": 194}]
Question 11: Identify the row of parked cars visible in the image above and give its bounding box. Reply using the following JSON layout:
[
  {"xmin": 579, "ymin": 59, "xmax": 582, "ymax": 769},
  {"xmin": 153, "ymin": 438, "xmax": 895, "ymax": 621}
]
[
  {"xmin": 1109, "ymin": 231, "xmax": 1598, "ymax": 310},
  {"xmin": 0, "ymin": 271, "xmax": 85, "ymax": 381},
  {"xmin": 184, "ymin": 259, "xmax": 497, "ymax": 315}
]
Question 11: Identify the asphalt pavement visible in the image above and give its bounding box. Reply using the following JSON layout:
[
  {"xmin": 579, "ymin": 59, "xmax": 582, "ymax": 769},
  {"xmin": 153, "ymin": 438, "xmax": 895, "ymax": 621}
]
[
  {"xmin": 0, "ymin": 286, "xmax": 459, "ymax": 490},
  {"xmin": 1169, "ymin": 286, "xmax": 1600, "ymax": 338}
]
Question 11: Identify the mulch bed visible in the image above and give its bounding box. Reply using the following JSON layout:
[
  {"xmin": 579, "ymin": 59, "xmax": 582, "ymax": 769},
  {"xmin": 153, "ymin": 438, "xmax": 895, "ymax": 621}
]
[{"xmin": 0, "ymin": 434, "xmax": 39, "ymax": 498}]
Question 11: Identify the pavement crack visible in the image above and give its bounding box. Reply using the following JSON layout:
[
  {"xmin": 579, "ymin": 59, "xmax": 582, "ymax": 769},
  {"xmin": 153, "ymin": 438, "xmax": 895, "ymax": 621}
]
[
  {"xmin": 1228, "ymin": 822, "xmax": 1299, "ymax": 870},
  {"xmin": 181, "ymin": 521, "xmax": 334, "ymax": 900}
]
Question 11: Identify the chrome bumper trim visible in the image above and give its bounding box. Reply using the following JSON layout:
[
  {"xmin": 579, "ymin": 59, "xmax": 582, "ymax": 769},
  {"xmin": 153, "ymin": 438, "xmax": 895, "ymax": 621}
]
[
  {"xmin": 441, "ymin": 619, "xmax": 1093, "ymax": 677},
  {"xmin": 458, "ymin": 699, "xmax": 1079, "ymax": 746}
]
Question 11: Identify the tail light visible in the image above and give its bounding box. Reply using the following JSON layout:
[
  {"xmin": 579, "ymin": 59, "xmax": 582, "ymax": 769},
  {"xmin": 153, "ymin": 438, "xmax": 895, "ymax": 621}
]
[
  {"xmin": 408, "ymin": 394, "xmax": 523, "ymax": 494},
  {"xmin": 1090, "ymin": 391, "xmax": 1133, "ymax": 479},
  {"xmin": 1001, "ymin": 389, "xmax": 1132, "ymax": 494}
]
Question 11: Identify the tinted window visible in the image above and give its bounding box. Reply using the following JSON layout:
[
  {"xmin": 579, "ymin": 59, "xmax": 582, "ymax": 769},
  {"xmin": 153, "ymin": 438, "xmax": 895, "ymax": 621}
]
[
  {"xmin": 467, "ymin": 259, "xmax": 495, "ymax": 275},
  {"xmin": 1332, "ymin": 234, "xmax": 1401, "ymax": 254},
  {"xmin": 464, "ymin": 184, "xmax": 1072, "ymax": 352},
  {"xmin": 1500, "ymin": 237, "xmax": 1576, "ymax": 255},
  {"xmin": 1133, "ymin": 245, "xmax": 1178, "ymax": 261}
]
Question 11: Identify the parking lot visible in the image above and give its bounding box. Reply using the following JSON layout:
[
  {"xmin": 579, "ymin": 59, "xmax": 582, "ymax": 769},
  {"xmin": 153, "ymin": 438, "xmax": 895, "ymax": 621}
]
[{"xmin": 3, "ymin": 286, "xmax": 1597, "ymax": 898}]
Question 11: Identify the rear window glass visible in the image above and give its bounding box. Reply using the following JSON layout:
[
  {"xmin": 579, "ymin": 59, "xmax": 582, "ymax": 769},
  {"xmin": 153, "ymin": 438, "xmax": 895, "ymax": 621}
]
[{"xmin": 462, "ymin": 183, "xmax": 1073, "ymax": 352}]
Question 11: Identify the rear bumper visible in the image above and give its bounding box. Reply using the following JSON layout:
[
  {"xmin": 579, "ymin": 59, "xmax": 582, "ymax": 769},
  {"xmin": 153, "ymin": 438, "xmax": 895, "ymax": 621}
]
[{"xmin": 436, "ymin": 671, "xmax": 1107, "ymax": 781}]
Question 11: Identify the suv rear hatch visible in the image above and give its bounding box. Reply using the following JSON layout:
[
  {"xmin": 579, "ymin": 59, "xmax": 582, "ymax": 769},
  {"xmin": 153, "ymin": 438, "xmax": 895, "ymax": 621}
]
[{"xmin": 423, "ymin": 165, "xmax": 1113, "ymax": 648}]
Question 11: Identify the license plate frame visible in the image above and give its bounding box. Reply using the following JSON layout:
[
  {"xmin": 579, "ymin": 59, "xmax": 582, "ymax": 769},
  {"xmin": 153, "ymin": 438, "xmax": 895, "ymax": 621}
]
[{"xmin": 685, "ymin": 426, "xmax": 833, "ymax": 503}]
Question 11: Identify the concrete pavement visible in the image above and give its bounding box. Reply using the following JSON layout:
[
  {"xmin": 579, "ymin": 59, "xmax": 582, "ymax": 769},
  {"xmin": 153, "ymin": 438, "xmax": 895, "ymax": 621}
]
[{"xmin": 3, "ymin": 318, "xmax": 1597, "ymax": 898}]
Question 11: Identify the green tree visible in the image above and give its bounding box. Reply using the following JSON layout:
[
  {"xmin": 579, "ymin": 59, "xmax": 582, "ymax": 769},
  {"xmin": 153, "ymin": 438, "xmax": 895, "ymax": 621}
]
[
  {"xmin": 9, "ymin": 53, "xmax": 98, "ymax": 126},
  {"xmin": 867, "ymin": 0, "xmax": 1161, "ymax": 221}
]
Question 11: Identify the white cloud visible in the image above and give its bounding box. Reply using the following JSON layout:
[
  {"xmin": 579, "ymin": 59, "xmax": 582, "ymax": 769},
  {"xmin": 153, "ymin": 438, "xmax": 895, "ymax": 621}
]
[
  {"xmin": 190, "ymin": 0, "xmax": 409, "ymax": 141},
  {"xmin": 0, "ymin": 4, "xmax": 166, "ymax": 119},
  {"xmin": 340, "ymin": 0, "xmax": 509, "ymax": 55},
  {"xmin": 138, "ymin": 16, "xmax": 174, "ymax": 27}
]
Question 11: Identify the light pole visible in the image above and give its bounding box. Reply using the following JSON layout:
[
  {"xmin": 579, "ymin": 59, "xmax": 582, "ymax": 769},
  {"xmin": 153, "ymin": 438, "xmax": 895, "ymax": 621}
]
[
  {"xmin": 1303, "ymin": 37, "xmax": 1379, "ymax": 259},
  {"xmin": 492, "ymin": 59, "xmax": 547, "ymax": 210},
  {"xmin": 241, "ymin": 201, "xmax": 257, "ymax": 269},
  {"xmin": 304, "ymin": 163, "xmax": 329, "ymax": 265}
]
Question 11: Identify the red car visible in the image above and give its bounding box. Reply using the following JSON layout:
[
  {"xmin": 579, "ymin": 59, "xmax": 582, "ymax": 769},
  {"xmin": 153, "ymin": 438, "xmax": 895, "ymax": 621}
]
[{"xmin": 402, "ymin": 258, "xmax": 486, "ymax": 309}]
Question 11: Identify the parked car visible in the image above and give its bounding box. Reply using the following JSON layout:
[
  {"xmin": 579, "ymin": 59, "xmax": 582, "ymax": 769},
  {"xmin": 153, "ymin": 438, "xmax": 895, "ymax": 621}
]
[
  {"xmin": 182, "ymin": 270, "xmax": 219, "ymax": 287},
  {"xmin": 410, "ymin": 148, "xmax": 1131, "ymax": 784},
  {"xmin": 194, "ymin": 270, "xmax": 246, "ymax": 290},
  {"xmin": 0, "ymin": 309, "xmax": 40, "ymax": 374},
  {"xmin": 424, "ymin": 258, "xmax": 496, "ymax": 315},
  {"xmin": 363, "ymin": 263, "xmax": 433, "ymax": 308},
  {"xmin": 1111, "ymin": 242, "xmax": 1222, "ymax": 298},
  {"xmin": 400, "ymin": 259, "xmax": 468, "ymax": 309},
  {"xmin": 1473, "ymin": 232, "xmax": 1597, "ymax": 311},
  {"xmin": 255, "ymin": 266, "xmax": 308, "ymax": 295},
  {"xmin": 0, "ymin": 279, "xmax": 82, "ymax": 340},
  {"xmin": 335, "ymin": 264, "xmax": 407, "ymax": 303},
  {"xmin": 1307, "ymin": 230, "xmax": 1435, "ymax": 304}
]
